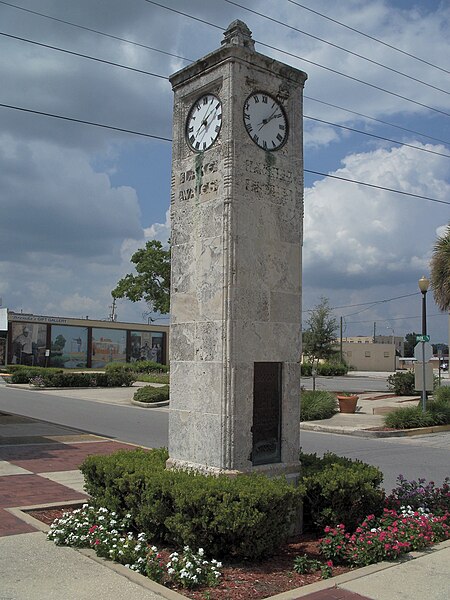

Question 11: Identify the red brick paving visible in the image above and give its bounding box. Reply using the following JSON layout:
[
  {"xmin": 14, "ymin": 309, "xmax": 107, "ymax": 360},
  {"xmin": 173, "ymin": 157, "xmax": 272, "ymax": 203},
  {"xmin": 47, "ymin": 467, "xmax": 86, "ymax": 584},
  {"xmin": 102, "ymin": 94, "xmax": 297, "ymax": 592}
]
[
  {"xmin": 0, "ymin": 508, "xmax": 37, "ymax": 536},
  {"xmin": 0, "ymin": 474, "xmax": 87, "ymax": 508},
  {"xmin": 0, "ymin": 440, "xmax": 139, "ymax": 536},
  {"xmin": 0, "ymin": 441, "xmax": 138, "ymax": 472},
  {"xmin": 296, "ymin": 589, "xmax": 374, "ymax": 599}
]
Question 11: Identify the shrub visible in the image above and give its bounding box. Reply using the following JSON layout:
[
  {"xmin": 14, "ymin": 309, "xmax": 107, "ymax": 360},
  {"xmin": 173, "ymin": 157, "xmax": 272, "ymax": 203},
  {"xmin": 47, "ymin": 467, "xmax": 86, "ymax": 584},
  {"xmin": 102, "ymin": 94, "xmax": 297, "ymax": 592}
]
[
  {"xmin": 433, "ymin": 386, "xmax": 450, "ymax": 403},
  {"xmin": 427, "ymin": 398, "xmax": 450, "ymax": 425},
  {"xmin": 386, "ymin": 475, "xmax": 450, "ymax": 515},
  {"xmin": 300, "ymin": 362, "xmax": 348, "ymax": 377},
  {"xmin": 20, "ymin": 370, "xmax": 134, "ymax": 388},
  {"xmin": 106, "ymin": 361, "xmax": 169, "ymax": 374},
  {"xmin": 300, "ymin": 391, "xmax": 338, "ymax": 421},
  {"xmin": 319, "ymin": 508, "xmax": 450, "ymax": 568},
  {"xmin": 133, "ymin": 385, "xmax": 169, "ymax": 403},
  {"xmin": 299, "ymin": 452, "xmax": 384, "ymax": 533},
  {"xmin": 137, "ymin": 373, "xmax": 170, "ymax": 385},
  {"xmin": 384, "ymin": 406, "xmax": 440, "ymax": 429},
  {"xmin": 387, "ymin": 371, "xmax": 416, "ymax": 395},
  {"xmin": 10, "ymin": 367, "xmax": 63, "ymax": 383},
  {"xmin": 81, "ymin": 448, "xmax": 302, "ymax": 561}
]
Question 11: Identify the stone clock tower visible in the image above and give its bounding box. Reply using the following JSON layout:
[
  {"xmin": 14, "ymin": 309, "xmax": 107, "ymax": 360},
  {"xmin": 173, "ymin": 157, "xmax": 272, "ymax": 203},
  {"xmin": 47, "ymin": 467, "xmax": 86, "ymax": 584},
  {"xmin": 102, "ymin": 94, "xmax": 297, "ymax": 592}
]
[{"xmin": 167, "ymin": 21, "xmax": 307, "ymax": 479}]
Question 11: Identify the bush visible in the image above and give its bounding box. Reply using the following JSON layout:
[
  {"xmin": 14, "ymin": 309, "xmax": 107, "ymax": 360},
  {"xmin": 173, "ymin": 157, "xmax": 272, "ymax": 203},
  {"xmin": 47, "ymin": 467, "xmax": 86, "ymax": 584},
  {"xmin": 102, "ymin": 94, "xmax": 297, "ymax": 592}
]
[
  {"xmin": 384, "ymin": 405, "xmax": 446, "ymax": 429},
  {"xmin": 299, "ymin": 451, "xmax": 384, "ymax": 533},
  {"xmin": 10, "ymin": 367, "xmax": 63, "ymax": 383},
  {"xmin": 138, "ymin": 373, "xmax": 170, "ymax": 385},
  {"xmin": 106, "ymin": 361, "xmax": 169, "ymax": 374},
  {"xmin": 386, "ymin": 475, "xmax": 450, "ymax": 515},
  {"xmin": 81, "ymin": 448, "xmax": 302, "ymax": 561},
  {"xmin": 133, "ymin": 385, "xmax": 169, "ymax": 403},
  {"xmin": 387, "ymin": 371, "xmax": 416, "ymax": 395},
  {"xmin": 300, "ymin": 390, "xmax": 338, "ymax": 421},
  {"xmin": 300, "ymin": 362, "xmax": 348, "ymax": 377},
  {"xmin": 433, "ymin": 386, "xmax": 450, "ymax": 403},
  {"xmin": 24, "ymin": 370, "xmax": 134, "ymax": 388}
]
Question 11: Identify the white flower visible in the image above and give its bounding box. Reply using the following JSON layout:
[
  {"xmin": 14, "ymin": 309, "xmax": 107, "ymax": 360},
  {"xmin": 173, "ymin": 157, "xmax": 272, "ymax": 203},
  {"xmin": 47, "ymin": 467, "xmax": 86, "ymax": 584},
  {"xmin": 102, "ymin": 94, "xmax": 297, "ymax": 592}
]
[
  {"xmin": 198, "ymin": 548, "xmax": 204, "ymax": 556},
  {"xmin": 168, "ymin": 568, "xmax": 175, "ymax": 575}
]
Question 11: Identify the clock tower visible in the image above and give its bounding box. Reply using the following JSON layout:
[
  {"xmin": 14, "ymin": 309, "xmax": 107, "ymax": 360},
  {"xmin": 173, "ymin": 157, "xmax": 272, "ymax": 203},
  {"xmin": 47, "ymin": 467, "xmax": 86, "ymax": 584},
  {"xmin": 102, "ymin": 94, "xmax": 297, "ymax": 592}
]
[{"xmin": 167, "ymin": 21, "xmax": 307, "ymax": 478}]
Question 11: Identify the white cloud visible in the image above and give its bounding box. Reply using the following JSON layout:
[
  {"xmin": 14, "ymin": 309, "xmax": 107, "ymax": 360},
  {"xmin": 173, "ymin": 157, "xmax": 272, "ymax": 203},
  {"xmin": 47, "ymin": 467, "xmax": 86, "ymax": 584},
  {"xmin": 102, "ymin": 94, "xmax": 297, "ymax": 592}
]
[{"xmin": 304, "ymin": 143, "xmax": 450, "ymax": 290}]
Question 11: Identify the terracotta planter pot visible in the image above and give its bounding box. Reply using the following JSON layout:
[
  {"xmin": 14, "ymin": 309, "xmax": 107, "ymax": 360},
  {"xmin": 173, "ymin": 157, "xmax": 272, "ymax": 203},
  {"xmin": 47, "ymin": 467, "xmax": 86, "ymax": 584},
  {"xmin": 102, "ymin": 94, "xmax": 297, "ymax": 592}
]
[{"xmin": 337, "ymin": 394, "xmax": 358, "ymax": 413}]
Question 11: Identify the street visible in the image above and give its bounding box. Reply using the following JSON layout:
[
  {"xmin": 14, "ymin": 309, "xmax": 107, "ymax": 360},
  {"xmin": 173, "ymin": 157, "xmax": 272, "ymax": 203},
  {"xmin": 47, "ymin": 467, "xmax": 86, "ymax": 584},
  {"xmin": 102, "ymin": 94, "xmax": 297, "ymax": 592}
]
[{"xmin": 0, "ymin": 383, "xmax": 449, "ymax": 492}]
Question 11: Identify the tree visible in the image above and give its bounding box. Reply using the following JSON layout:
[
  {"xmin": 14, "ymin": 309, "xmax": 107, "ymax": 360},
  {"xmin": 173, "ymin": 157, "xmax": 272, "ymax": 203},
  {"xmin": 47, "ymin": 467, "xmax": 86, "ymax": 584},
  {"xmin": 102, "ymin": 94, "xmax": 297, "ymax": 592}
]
[
  {"xmin": 404, "ymin": 332, "xmax": 419, "ymax": 357},
  {"xmin": 430, "ymin": 223, "xmax": 450, "ymax": 312},
  {"xmin": 112, "ymin": 240, "xmax": 171, "ymax": 315},
  {"xmin": 303, "ymin": 297, "xmax": 339, "ymax": 389}
]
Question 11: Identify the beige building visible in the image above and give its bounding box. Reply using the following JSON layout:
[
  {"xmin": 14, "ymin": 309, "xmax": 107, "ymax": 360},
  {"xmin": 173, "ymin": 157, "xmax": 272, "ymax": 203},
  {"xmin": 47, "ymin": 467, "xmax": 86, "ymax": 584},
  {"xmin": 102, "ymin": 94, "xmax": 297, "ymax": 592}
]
[
  {"xmin": 342, "ymin": 341, "xmax": 397, "ymax": 372},
  {"xmin": 343, "ymin": 335, "xmax": 404, "ymax": 357}
]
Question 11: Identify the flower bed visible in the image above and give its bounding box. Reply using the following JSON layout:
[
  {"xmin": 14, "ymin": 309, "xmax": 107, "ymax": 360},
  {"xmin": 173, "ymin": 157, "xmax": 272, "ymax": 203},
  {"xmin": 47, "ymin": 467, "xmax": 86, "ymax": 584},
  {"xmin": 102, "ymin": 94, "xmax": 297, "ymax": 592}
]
[{"xmin": 40, "ymin": 474, "xmax": 450, "ymax": 599}]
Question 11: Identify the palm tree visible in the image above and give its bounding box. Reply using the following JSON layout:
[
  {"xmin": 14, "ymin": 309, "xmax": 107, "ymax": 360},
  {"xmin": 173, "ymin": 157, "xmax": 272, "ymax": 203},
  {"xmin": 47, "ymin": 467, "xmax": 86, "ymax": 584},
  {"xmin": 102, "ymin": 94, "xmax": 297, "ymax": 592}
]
[{"xmin": 430, "ymin": 223, "xmax": 450, "ymax": 312}]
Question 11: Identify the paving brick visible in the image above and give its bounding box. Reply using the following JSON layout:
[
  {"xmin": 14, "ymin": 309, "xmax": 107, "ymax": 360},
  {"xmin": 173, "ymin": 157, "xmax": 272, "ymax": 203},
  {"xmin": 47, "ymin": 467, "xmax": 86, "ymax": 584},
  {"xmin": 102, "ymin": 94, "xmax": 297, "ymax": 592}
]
[
  {"xmin": 0, "ymin": 441, "xmax": 138, "ymax": 473},
  {"xmin": 0, "ymin": 508, "xmax": 37, "ymax": 536},
  {"xmin": 0, "ymin": 474, "xmax": 87, "ymax": 508}
]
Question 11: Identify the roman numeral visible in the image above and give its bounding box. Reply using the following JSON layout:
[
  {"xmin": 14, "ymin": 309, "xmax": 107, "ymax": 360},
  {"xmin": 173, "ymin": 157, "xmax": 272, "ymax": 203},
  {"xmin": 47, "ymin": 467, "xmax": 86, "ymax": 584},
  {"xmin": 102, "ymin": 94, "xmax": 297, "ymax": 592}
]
[
  {"xmin": 215, "ymin": 125, "xmax": 220, "ymax": 132},
  {"xmin": 276, "ymin": 133, "xmax": 283, "ymax": 142},
  {"xmin": 253, "ymin": 134, "xmax": 259, "ymax": 143},
  {"xmin": 262, "ymin": 95, "xmax": 268, "ymax": 103},
  {"xmin": 279, "ymin": 124, "xmax": 285, "ymax": 130},
  {"xmin": 254, "ymin": 95, "xmax": 260, "ymax": 103},
  {"xmin": 246, "ymin": 123, "xmax": 253, "ymax": 132},
  {"xmin": 195, "ymin": 141, "xmax": 200, "ymax": 149},
  {"xmin": 263, "ymin": 140, "xmax": 268, "ymax": 149},
  {"xmin": 190, "ymin": 135, "xmax": 195, "ymax": 144},
  {"xmin": 188, "ymin": 126, "xmax": 194, "ymax": 133},
  {"xmin": 244, "ymin": 112, "xmax": 250, "ymax": 120},
  {"xmin": 203, "ymin": 141, "xmax": 207, "ymax": 149},
  {"xmin": 203, "ymin": 97, "xmax": 208, "ymax": 105}
]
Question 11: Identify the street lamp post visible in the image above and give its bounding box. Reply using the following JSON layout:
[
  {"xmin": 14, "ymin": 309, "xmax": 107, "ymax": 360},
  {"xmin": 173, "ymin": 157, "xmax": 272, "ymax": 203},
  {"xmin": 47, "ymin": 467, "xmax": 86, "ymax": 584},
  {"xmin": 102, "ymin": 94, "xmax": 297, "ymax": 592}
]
[{"xmin": 418, "ymin": 275, "xmax": 430, "ymax": 412}]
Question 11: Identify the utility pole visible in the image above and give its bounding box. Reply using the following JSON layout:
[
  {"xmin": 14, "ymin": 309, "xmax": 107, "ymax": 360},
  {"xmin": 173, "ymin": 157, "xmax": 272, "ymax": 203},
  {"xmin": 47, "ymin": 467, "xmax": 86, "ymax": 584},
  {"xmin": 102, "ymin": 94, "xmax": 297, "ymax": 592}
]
[
  {"xmin": 340, "ymin": 316, "xmax": 343, "ymax": 364},
  {"xmin": 373, "ymin": 321, "xmax": 376, "ymax": 343},
  {"xmin": 109, "ymin": 297, "xmax": 117, "ymax": 322}
]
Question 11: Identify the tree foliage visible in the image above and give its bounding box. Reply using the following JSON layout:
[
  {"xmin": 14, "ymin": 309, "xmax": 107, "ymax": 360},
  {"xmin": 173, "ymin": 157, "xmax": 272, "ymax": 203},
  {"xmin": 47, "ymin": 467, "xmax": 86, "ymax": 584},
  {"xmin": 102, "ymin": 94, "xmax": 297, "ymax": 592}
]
[
  {"xmin": 112, "ymin": 240, "xmax": 170, "ymax": 315},
  {"xmin": 303, "ymin": 297, "xmax": 339, "ymax": 366},
  {"xmin": 404, "ymin": 332, "xmax": 419, "ymax": 357},
  {"xmin": 430, "ymin": 223, "xmax": 450, "ymax": 312}
]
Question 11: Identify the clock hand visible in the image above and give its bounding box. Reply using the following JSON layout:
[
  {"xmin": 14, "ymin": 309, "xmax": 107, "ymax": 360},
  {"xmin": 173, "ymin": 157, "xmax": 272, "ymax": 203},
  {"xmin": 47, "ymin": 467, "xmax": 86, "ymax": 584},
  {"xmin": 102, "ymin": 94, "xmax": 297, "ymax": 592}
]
[{"xmin": 195, "ymin": 99, "xmax": 216, "ymax": 135}]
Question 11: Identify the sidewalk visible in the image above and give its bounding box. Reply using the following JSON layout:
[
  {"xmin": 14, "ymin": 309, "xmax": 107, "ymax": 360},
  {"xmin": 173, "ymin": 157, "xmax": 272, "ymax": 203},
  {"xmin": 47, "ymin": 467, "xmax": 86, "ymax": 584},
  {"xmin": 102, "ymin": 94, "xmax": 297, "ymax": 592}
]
[{"xmin": 1, "ymin": 382, "xmax": 449, "ymax": 600}]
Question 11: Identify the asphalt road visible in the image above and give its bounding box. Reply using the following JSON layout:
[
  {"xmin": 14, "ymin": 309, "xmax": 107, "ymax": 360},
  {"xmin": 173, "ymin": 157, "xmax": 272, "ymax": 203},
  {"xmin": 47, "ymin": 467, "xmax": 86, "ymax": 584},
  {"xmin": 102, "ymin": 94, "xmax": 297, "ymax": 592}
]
[
  {"xmin": 301, "ymin": 375, "xmax": 390, "ymax": 393},
  {"xmin": 1, "ymin": 383, "xmax": 449, "ymax": 492}
]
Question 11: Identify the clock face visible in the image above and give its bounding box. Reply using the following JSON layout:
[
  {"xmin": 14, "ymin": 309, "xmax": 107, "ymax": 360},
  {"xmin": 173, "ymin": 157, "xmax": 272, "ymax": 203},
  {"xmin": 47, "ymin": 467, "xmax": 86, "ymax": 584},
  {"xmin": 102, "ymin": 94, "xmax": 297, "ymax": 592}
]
[
  {"xmin": 186, "ymin": 93, "xmax": 222, "ymax": 152},
  {"xmin": 243, "ymin": 92, "xmax": 288, "ymax": 150}
]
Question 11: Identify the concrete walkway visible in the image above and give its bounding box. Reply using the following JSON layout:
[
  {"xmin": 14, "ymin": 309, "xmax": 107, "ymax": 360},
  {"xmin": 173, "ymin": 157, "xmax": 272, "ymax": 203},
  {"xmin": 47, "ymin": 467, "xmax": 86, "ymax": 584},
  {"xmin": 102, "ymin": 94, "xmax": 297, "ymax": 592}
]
[{"xmin": 1, "ymin": 378, "xmax": 449, "ymax": 600}]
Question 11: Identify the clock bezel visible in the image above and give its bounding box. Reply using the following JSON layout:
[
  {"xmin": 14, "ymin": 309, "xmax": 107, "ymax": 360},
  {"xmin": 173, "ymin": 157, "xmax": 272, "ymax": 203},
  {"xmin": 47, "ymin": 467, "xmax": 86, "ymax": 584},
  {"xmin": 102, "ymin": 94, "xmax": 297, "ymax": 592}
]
[
  {"xmin": 185, "ymin": 93, "xmax": 223, "ymax": 152},
  {"xmin": 243, "ymin": 91, "xmax": 288, "ymax": 151}
]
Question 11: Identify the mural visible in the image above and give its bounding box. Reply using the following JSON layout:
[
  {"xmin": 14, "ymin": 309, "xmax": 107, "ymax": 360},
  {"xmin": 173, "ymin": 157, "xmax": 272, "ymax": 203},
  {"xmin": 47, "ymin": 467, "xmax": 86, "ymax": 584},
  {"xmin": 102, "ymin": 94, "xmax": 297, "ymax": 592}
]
[
  {"xmin": 10, "ymin": 322, "xmax": 47, "ymax": 366},
  {"xmin": 92, "ymin": 328, "xmax": 127, "ymax": 368},
  {"xmin": 49, "ymin": 325, "xmax": 88, "ymax": 369}
]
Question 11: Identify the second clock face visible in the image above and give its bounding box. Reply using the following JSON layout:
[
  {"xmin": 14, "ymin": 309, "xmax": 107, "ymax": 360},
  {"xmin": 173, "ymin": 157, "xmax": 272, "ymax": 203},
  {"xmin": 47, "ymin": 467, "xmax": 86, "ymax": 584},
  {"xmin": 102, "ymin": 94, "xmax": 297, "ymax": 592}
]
[
  {"xmin": 186, "ymin": 93, "xmax": 222, "ymax": 152},
  {"xmin": 243, "ymin": 92, "xmax": 288, "ymax": 150}
]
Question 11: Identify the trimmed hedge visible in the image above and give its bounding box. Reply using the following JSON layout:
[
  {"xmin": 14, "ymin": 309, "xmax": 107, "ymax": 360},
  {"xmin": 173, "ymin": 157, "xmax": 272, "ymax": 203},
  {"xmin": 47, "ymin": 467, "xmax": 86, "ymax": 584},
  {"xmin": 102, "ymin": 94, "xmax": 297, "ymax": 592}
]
[
  {"xmin": 81, "ymin": 448, "xmax": 302, "ymax": 561},
  {"xmin": 9, "ymin": 367, "xmax": 63, "ymax": 384},
  {"xmin": 12, "ymin": 369, "xmax": 135, "ymax": 387},
  {"xmin": 133, "ymin": 385, "xmax": 169, "ymax": 403},
  {"xmin": 301, "ymin": 362, "xmax": 348, "ymax": 377},
  {"xmin": 300, "ymin": 390, "xmax": 338, "ymax": 421},
  {"xmin": 299, "ymin": 451, "xmax": 385, "ymax": 532},
  {"xmin": 106, "ymin": 360, "xmax": 169, "ymax": 374},
  {"xmin": 386, "ymin": 371, "xmax": 416, "ymax": 395}
]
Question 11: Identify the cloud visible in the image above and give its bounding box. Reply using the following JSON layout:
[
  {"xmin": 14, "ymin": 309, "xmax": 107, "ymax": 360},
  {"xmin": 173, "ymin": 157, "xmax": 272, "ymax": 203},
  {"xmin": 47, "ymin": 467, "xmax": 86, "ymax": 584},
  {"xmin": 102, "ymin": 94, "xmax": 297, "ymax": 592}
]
[{"xmin": 303, "ymin": 143, "xmax": 450, "ymax": 290}]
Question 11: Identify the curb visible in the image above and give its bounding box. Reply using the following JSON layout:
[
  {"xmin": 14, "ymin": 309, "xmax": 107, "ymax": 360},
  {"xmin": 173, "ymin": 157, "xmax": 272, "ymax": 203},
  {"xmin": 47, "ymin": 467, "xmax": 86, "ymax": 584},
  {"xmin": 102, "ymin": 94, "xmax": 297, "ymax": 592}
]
[
  {"xmin": 301, "ymin": 423, "xmax": 450, "ymax": 438},
  {"xmin": 131, "ymin": 400, "xmax": 169, "ymax": 408}
]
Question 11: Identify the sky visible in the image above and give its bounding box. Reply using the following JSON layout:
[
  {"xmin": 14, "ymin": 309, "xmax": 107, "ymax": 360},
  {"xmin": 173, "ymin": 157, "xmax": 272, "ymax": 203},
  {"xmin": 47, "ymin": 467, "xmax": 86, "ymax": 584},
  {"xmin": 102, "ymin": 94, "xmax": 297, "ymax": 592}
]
[{"xmin": 0, "ymin": 0, "xmax": 449, "ymax": 344}]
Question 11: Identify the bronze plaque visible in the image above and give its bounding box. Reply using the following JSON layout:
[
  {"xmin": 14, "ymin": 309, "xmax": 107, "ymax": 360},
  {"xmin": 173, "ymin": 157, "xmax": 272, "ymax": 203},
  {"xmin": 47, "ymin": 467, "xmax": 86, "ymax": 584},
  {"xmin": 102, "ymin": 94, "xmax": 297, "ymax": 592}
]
[{"xmin": 252, "ymin": 362, "xmax": 282, "ymax": 465}]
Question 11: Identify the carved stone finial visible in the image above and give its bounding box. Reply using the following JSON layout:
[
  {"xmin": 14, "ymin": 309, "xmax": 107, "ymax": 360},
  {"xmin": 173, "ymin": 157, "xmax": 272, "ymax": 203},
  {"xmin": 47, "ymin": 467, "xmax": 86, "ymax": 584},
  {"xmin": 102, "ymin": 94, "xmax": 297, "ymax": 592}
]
[{"xmin": 221, "ymin": 20, "xmax": 255, "ymax": 50}]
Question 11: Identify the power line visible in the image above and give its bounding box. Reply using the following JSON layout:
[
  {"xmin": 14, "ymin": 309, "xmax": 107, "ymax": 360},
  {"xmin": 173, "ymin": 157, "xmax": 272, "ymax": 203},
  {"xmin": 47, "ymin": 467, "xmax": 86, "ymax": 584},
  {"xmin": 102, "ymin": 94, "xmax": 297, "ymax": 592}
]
[
  {"xmin": 144, "ymin": 0, "xmax": 450, "ymax": 119},
  {"xmin": 304, "ymin": 115, "xmax": 450, "ymax": 159},
  {"xmin": 345, "ymin": 312, "xmax": 445, "ymax": 325},
  {"xmin": 0, "ymin": 0, "xmax": 193, "ymax": 63},
  {"xmin": 224, "ymin": 0, "xmax": 450, "ymax": 96},
  {"xmin": 1, "ymin": 101, "xmax": 448, "ymax": 205},
  {"xmin": 0, "ymin": 102, "xmax": 172, "ymax": 141},
  {"xmin": 305, "ymin": 169, "xmax": 450, "ymax": 206},
  {"xmin": 304, "ymin": 96, "xmax": 450, "ymax": 147},
  {"xmin": 2, "ymin": 0, "xmax": 448, "ymax": 147},
  {"xmin": 0, "ymin": 31, "xmax": 170, "ymax": 80},
  {"xmin": 5, "ymin": 30, "xmax": 448, "ymax": 161},
  {"xmin": 287, "ymin": 0, "xmax": 450, "ymax": 76}
]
